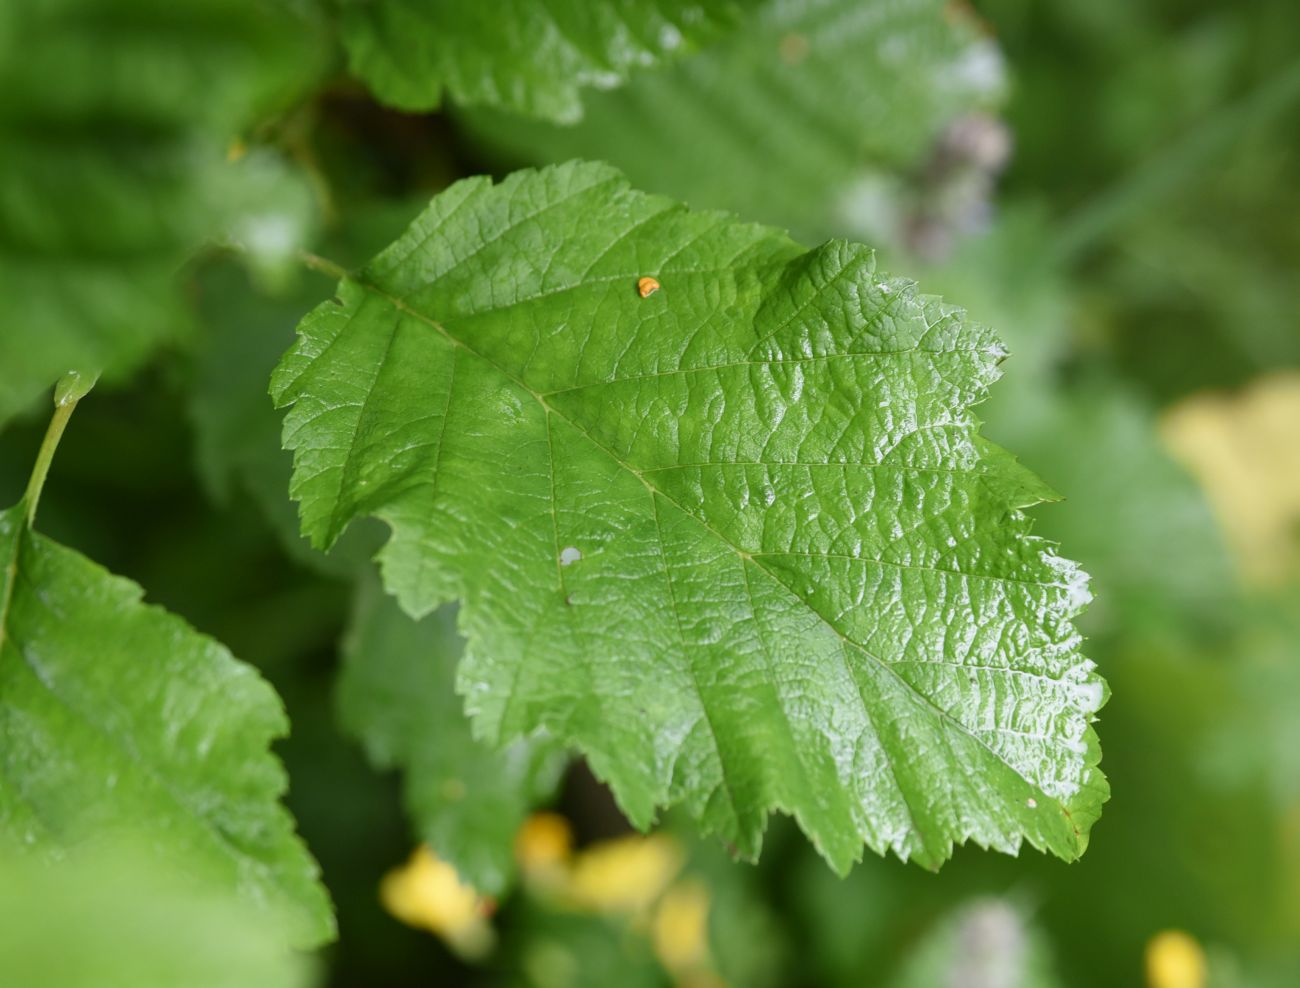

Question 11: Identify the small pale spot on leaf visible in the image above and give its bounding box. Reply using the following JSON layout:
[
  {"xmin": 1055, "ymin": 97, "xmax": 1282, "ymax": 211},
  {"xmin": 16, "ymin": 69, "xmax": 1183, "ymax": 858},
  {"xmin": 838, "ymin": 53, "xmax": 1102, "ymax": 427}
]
[{"xmin": 559, "ymin": 546, "xmax": 582, "ymax": 566}]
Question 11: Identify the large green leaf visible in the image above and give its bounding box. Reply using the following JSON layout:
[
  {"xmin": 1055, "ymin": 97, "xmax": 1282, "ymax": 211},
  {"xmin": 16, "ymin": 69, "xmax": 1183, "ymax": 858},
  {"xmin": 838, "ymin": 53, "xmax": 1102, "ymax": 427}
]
[
  {"xmin": 0, "ymin": 459, "xmax": 333, "ymax": 946},
  {"xmin": 338, "ymin": 578, "xmax": 565, "ymax": 894},
  {"xmin": 0, "ymin": 841, "xmax": 317, "ymax": 988},
  {"xmin": 273, "ymin": 161, "xmax": 1106, "ymax": 872},
  {"xmin": 0, "ymin": 0, "xmax": 326, "ymax": 427},
  {"xmin": 339, "ymin": 0, "xmax": 752, "ymax": 123},
  {"xmin": 462, "ymin": 0, "xmax": 1005, "ymax": 244}
]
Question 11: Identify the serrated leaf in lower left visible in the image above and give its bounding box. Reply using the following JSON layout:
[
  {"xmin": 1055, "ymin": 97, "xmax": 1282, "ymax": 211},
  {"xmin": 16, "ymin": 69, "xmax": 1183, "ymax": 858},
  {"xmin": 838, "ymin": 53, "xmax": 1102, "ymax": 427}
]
[{"xmin": 0, "ymin": 386, "xmax": 334, "ymax": 948}]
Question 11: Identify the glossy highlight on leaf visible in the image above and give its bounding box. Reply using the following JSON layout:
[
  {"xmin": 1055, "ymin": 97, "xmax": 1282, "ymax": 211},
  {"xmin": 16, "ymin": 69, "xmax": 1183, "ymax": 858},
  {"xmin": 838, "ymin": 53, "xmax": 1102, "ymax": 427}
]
[{"xmin": 273, "ymin": 160, "xmax": 1107, "ymax": 872}]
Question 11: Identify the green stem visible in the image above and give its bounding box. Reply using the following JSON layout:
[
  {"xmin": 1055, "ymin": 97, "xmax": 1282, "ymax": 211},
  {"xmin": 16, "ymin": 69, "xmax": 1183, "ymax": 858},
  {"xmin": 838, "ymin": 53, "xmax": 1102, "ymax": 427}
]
[
  {"xmin": 298, "ymin": 249, "xmax": 349, "ymax": 281},
  {"xmin": 24, "ymin": 372, "xmax": 94, "ymax": 527}
]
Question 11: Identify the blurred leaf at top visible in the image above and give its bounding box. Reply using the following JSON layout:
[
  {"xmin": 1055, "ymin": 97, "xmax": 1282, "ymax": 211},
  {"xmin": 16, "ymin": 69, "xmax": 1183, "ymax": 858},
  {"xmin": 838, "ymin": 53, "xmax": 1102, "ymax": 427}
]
[
  {"xmin": 461, "ymin": 0, "xmax": 1006, "ymax": 246},
  {"xmin": 339, "ymin": 0, "xmax": 759, "ymax": 124}
]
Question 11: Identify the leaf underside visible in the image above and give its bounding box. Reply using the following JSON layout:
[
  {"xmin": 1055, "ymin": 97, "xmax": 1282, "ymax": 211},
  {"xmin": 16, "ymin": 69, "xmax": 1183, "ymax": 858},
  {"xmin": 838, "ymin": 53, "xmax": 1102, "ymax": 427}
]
[
  {"xmin": 0, "ymin": 506, "xmax": 333, "ymax": 947},
  {"xmin": 339, "ymin": 0, "xmax": 750, "ymax": 122},
  {"xmin": 273, "ymin": 160, "xmax": 1107, "ymax": 872}
]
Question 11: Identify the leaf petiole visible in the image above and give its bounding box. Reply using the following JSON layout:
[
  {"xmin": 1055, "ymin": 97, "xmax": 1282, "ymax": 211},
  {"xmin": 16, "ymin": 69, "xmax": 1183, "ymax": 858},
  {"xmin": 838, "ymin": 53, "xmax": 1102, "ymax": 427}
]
[
  {"xmin": 298, "ymin": 249, "xmax": 349, "ymax": 281},
  {"xmin": 23, "ymin": 370, "xmax": 97, "ymax": 528}
]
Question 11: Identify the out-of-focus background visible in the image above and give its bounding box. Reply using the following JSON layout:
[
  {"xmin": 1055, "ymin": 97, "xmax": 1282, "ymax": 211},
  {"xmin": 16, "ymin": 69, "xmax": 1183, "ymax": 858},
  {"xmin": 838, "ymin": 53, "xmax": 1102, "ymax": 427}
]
[{"xmin": 1, "ymin": 1, "xmax": 1297, "ymax": 986}]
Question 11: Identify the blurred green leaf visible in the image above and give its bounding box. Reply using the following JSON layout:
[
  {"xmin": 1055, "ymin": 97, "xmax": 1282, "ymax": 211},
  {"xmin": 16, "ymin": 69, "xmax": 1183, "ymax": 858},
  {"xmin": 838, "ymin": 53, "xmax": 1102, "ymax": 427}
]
[
  {"xmin": 504, "ymin": 909, "xmax": 670, "ymax": 988},
  {"xmin": 339, "ymin": 0, "xmax": 754, "ymax": 123},
  {"xmin": 0, "ymin": 841, "xmax": 317, "ymax": 988},
  {"xmin": 272, "ymin": 160, "xmax": 1106, "ymax": 873},
  {"xmin": 1201, "ymin": 589, "xmax": 1300, "ymax": 810},
  {"xmin": 190, "ymin": 262, "xmax": 378, "ymax": 577},
  {"xmin": 339, "ymin": 577, "xmax": 565, "ymax": 895},
  {"xmin": 0, "ymin": 0, "xmax": 329, "ymax": 427},
  {"xmin": 462, "ymin": 0, "xmax": 1005, "ymax": 245}
]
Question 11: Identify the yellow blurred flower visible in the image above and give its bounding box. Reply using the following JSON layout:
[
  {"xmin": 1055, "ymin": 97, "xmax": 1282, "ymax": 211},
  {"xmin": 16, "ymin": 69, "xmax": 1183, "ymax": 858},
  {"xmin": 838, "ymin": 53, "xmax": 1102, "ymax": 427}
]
[
  {"xmin": 653, "ymin": 878, "xmax": 712, "ymax": 975},
  {"xmin": 516, "ymin": 811, "xmax": 575, "ymax": 892},
  {"xmin": 379, "ymin": 845, "xmax": 494, "ymax": 959},
  {"xmin": 1144, "ymin": 929, "xmax": 1207, "ymax": 988},
  {"xmin": 566, "ymin": 832, "xmax": 684, "ymax": 915},
  {"xmin": 511, "ymin": 815, "xmax": 726, "ymax": 985},
  {"xmin": 1161, "ymin": 372, "xmax": 1300, "ymax": 586}
]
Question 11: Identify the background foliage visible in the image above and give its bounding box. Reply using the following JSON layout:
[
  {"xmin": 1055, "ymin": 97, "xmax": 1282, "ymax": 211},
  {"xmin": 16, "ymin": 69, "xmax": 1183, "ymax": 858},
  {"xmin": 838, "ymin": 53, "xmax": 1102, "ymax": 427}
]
[{"xmin": 2, "ymin": 0, "xmax": 1298, "ymax": 986}]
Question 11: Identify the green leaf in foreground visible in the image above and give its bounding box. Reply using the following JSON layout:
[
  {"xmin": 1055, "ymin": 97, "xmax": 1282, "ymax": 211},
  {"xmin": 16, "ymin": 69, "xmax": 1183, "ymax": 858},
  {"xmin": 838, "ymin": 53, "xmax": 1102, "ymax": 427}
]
[
  {"xmin": 273, "ymin": 161, "xmax": 1107, "ymax": 872},
  {"xmin": 462, "ymin": 0, "xmax": 1005, "ymax": 245},
  {"xmin": 339, "ymin": 577, "xmax": 565, "ymax": 894},
  {"xmin": 0, "ymin": 398, "xmax": 333, "ymax": 947},
  {"xmin": 339, "ymin": 0, "xmax": 751, "ymax": 122},
  {"xmin": 0, "ymin": 842, "xmax": 316, "ymax": 988}
]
